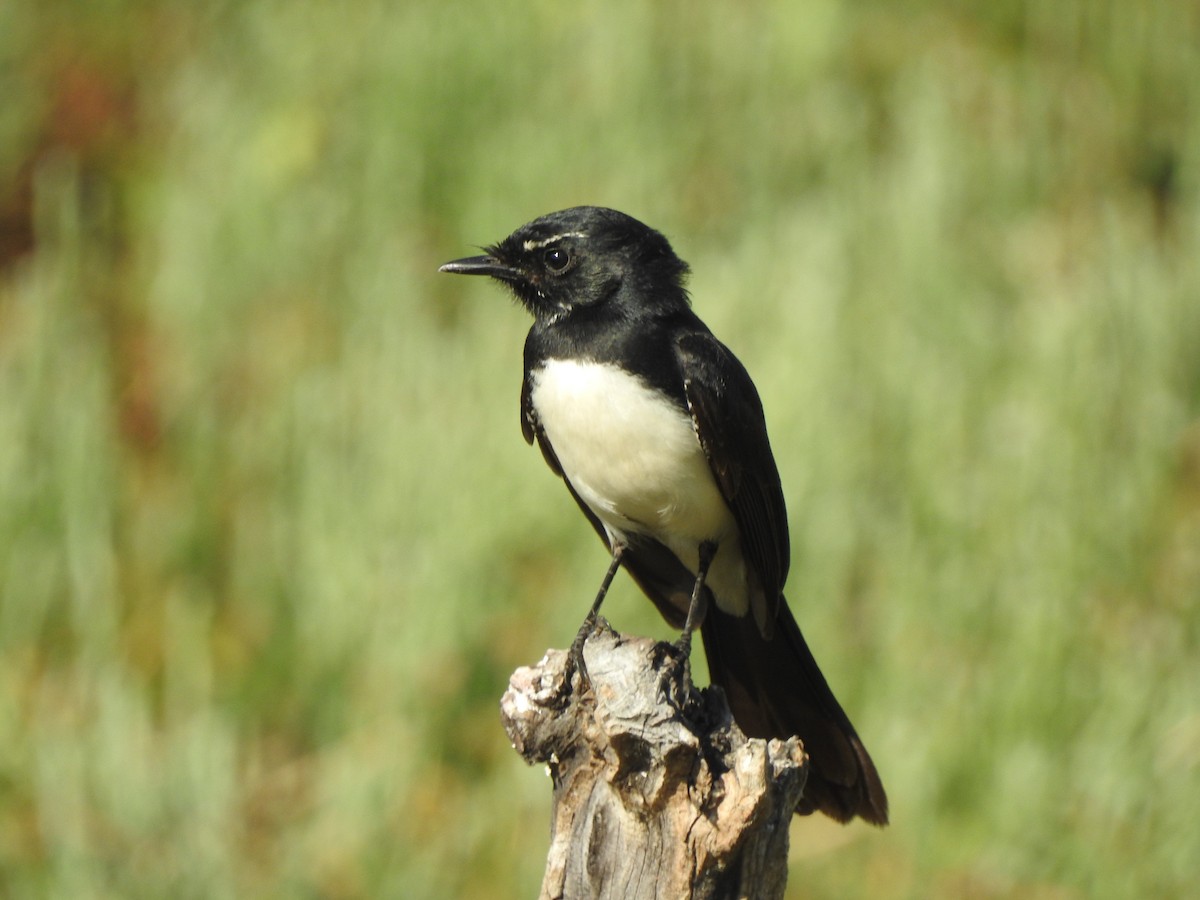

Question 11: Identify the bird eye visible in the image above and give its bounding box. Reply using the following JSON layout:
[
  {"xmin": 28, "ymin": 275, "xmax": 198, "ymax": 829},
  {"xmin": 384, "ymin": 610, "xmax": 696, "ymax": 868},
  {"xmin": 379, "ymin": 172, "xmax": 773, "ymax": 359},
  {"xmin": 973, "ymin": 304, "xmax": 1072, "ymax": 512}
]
[{"xmin": 543, "ymin": 247, "xmax": 571, "ymax": 272}]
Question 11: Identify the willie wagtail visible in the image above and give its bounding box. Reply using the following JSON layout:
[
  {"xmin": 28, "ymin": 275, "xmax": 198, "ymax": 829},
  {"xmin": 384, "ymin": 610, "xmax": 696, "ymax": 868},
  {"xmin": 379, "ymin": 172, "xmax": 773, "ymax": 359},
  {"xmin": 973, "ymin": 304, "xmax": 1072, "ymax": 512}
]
[{"xmin": 439, "ymin": 206, "xmax": 888, "ymax": 825}]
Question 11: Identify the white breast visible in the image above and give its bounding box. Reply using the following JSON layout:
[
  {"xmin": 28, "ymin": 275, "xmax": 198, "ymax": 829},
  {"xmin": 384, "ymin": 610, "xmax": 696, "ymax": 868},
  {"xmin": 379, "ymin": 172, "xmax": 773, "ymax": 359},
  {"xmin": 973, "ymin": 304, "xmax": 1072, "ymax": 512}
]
[{"xmin": 529, "ymin": 358, "xmax": 749, "ymax": 615}]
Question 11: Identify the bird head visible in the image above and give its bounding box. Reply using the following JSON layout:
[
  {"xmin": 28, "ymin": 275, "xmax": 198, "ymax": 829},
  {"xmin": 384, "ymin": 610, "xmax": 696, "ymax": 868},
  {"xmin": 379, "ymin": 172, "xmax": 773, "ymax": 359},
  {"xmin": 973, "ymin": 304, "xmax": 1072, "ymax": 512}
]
[{"xmin": 439, "ymin": 206, "xmax": 690, "ymax": 323}]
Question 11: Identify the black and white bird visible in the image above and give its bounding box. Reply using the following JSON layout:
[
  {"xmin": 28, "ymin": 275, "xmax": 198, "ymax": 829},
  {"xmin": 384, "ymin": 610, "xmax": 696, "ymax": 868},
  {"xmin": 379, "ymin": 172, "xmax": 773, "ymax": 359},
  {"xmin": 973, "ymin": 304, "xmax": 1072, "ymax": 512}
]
[{"xmin": 439, "ymin": 206, "xmax": 888, "ymax": 826}]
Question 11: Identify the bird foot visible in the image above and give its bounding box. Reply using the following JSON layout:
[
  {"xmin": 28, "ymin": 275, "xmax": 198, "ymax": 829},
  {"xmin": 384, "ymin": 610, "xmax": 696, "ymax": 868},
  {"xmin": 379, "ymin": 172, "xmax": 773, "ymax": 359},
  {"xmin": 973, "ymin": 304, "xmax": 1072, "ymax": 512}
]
[
  {"xmin": 553, "ymin": 613, "xmax": 602, "ymax": 708},
  {"xmin": 655, "ymin": 634, "xmax": 697, "ymax": 715}
]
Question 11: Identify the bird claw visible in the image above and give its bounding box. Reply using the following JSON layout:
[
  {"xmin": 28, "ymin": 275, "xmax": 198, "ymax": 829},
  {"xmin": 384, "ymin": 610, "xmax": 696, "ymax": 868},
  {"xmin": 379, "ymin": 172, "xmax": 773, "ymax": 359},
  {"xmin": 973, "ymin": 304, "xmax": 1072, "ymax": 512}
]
[
  {"xmin": 553, "ymin": 613, "xmax": 602, "ymax": 708},
  {"xmin": 655, "ymin": 636, "xmax": 696, "ymax": 713}
]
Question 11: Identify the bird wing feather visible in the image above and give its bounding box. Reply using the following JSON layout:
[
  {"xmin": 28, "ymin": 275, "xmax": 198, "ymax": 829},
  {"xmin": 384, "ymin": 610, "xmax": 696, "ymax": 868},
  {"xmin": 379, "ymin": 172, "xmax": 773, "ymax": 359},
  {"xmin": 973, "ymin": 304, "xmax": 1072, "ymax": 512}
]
[{"xmin": 674, "ymin": 331, "xmax": 790, "ymax": 635}]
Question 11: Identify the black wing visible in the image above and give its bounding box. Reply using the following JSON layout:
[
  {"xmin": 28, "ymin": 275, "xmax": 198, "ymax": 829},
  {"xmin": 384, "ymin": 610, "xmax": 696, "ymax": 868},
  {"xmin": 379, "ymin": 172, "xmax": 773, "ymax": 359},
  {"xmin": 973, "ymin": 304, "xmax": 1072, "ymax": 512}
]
[{"xmin": 674, "ymin": 331, "xmax": 790, "ymax": 636}]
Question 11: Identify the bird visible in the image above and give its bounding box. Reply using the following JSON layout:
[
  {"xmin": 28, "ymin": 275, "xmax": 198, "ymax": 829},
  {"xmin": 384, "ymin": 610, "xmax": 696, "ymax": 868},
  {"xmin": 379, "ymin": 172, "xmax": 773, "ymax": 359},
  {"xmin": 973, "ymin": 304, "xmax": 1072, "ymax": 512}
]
[{"xmin": 439, "ymin": 206, "xmax": 888, "ymax": 826}]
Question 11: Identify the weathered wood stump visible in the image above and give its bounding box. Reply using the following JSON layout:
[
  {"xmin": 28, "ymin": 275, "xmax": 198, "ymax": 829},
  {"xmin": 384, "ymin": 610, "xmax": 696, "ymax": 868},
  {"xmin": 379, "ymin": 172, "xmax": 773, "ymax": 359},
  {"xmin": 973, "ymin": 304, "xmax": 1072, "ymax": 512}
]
[{"xmin": 500, "ymin": 621, "xmax": 808, "ymax": 900}]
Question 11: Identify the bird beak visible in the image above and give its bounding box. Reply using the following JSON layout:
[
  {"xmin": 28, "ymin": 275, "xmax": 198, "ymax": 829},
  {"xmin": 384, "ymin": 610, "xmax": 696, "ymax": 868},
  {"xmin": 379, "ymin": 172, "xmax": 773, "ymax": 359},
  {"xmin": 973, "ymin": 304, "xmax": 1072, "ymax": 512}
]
[{"xmin": 438, "ymin": 255, "xmax": 519, "ymax": 280}]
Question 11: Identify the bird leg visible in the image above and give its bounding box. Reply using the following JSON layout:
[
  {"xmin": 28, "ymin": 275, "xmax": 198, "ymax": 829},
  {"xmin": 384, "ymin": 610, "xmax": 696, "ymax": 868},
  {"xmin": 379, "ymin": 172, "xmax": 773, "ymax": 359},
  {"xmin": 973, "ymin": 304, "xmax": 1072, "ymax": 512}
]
[
  {"xmin": 675, "ymin": 540, "xmax": 717, "ymax": 660},
  {"xmin": 563, "ymin": 541, "xmax": 624, "ymax": 693},
  {"xmin": 660, "ymin": 540, "xmax": 717, "ymax": 705}
]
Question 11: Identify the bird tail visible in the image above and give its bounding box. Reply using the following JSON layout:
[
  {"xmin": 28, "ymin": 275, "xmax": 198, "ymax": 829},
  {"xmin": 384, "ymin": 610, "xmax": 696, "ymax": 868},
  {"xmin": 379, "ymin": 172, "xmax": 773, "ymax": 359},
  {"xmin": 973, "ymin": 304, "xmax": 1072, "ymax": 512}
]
[{"xmin": 700, "ymin": 600, "xmax": 889, "ymax": 825}]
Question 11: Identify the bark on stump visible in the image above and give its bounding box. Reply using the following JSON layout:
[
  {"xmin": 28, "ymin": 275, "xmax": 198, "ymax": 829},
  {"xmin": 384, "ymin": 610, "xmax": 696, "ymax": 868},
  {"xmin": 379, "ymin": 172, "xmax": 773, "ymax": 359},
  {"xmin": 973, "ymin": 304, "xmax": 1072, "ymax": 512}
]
[{"xmin": 499, "ymin": 621, "xmax": 808, "ymax": 900}]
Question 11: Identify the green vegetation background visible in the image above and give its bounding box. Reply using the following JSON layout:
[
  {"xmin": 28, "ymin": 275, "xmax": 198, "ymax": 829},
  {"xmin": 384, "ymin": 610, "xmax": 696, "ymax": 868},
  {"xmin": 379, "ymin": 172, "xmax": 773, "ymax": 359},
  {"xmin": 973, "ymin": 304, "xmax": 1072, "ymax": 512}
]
[{"xmin": 2, "ymin": 1, "xmax": 1198, "ymax": 897}]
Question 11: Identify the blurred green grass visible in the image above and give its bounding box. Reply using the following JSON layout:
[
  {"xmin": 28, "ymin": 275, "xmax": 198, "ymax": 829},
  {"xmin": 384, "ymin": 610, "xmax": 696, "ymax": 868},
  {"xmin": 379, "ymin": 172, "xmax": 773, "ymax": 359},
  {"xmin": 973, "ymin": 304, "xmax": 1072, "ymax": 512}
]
[{"xmin": 2, "ymin": 1, "xmax": 1199, "ymax": 897}]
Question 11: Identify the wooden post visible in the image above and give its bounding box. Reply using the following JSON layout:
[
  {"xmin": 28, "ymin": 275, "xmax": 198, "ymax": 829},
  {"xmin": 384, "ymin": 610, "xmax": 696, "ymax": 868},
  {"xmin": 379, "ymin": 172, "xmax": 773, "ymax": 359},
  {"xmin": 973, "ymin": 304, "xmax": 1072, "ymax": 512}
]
[{"xmin": 500, "ymin": 621, "xmax": 808, "ymax": 900}]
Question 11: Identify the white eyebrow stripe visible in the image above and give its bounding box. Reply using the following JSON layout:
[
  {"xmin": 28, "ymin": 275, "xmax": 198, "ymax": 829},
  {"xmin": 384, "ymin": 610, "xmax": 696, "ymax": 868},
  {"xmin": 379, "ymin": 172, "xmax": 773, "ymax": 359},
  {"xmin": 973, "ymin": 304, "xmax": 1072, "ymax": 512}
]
[{"xmin": 522, "ymin": 232, "xmax": 587, "ymax": 251}]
